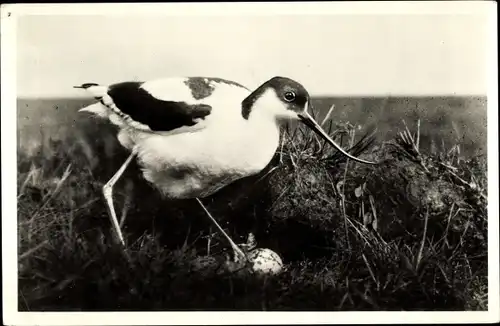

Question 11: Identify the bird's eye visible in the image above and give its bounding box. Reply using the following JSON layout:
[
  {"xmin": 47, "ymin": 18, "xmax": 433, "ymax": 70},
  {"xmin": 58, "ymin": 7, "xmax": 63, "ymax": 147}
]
[{"xmin": 284, "ymin": 91, "xmax": 296, "ymax": 102}]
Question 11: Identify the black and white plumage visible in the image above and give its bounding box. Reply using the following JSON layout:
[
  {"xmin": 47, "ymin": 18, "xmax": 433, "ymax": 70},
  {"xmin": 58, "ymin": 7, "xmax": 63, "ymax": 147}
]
[{"xmin": 75, "ymin": 76, "xmax": 375, "ymax": 262}]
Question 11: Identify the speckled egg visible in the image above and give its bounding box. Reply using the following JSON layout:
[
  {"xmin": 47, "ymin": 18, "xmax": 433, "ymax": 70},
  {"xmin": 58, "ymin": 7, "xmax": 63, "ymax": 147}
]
[{"xmin": 248, "ymin": 248, "xmax": 284, "ymax": 275}]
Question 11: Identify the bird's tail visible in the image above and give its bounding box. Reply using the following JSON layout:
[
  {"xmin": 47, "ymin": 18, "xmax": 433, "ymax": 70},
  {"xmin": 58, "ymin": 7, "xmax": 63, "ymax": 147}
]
[
  {"xmin": 74, "ymin": 83, "xmax": 109, "ymax": 117},
  {"xmin": 79, "ymin": 102, "xmax": 108, "ymax": 118},
  {"xmin": 73, "ymin": 83, "xmax": 108, "ymax": 98}
]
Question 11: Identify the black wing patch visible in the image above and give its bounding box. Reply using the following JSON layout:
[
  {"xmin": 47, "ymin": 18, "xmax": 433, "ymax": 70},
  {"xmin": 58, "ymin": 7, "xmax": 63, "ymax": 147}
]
[
  {"xmin": 106, "ymin": 82, "xmax": 212, "ymax": 132},
  {"xmin": 184, "ymin": 77, "xmax": 249, "ymax": 100}
]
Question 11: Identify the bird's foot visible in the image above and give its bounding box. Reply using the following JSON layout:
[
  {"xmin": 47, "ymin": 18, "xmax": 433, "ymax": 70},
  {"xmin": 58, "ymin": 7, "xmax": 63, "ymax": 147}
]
[
  {"xmin": 232, "ymin": 232, "xmax": 257, "ymax": 261},
  {"xmin": 225, "ymin": 232, "xmax": 259, "ymax": 273}
]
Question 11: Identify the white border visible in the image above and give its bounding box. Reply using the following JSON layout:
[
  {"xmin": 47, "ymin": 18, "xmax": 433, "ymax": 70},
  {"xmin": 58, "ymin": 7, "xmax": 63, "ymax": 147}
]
[
  {"xmin": 486, "ymin": 0, "xmax": 500, "ymax": 321},
  {"xmin": 1, "ymin": 1, "xmax": 495, "ymax": 16},
  {"xmin": 2, "ymin": 2, "xmax": 499, "ymax": 325}
]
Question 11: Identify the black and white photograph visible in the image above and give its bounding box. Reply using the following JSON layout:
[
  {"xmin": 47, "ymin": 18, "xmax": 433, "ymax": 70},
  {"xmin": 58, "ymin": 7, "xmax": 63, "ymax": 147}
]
[{"xmin": 2, "ymin": 2, "xmax": 498, "ymax": 324}]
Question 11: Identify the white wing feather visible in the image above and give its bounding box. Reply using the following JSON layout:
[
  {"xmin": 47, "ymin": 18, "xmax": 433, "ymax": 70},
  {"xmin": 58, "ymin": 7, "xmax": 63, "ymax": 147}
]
[{"xmin": 79, "ymin": 102, "xmax": 108, "ymax": 118}]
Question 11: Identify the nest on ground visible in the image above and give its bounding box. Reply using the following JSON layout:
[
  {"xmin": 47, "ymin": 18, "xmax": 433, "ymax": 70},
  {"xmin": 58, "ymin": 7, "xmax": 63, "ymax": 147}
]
[{"xmin": 228, "ymin": 120, "xmax": 488, "ymax": 262}]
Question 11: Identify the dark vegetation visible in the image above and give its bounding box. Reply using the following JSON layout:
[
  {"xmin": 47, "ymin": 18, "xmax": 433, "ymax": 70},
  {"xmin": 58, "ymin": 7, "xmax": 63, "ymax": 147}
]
[{"xmin": 17, "ymin": 97, "xmax": 488, "ymax": 311}]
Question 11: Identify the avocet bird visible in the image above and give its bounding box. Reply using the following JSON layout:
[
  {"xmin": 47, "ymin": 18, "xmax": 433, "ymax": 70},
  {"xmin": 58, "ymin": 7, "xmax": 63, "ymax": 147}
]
[{"xmin": 75, "ymin": 76, "xmax": 376, "ymax": 261}]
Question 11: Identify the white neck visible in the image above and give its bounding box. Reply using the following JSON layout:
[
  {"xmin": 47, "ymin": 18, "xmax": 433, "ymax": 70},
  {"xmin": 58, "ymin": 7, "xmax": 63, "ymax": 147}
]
[
  {"xmin": 246, "ymin": 88, "xmax": 297, "ymax": 125},
  {"xmin": 235, "ymin": 98, "xmax": 282, "ymax": 173}
]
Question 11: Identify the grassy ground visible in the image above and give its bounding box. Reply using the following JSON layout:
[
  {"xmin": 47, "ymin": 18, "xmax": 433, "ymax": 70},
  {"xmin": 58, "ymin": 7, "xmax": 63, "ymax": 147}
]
[{"xmin": 17, "ymin": 111, "xmax": 488, "ymax": 311}]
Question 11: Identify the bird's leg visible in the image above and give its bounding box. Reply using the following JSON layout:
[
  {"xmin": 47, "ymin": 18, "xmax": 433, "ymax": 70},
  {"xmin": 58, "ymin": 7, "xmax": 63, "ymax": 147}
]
[
  {"xmin": 103, "ymin": 151, "xmax": 136, "ymax": 247},
  {"xmin": 195, "ymin": 198, "xmax": 248, "ymax": 263}
]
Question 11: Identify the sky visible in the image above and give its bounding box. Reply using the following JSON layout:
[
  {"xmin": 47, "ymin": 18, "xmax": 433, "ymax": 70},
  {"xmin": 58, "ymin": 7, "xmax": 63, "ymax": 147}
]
[{"xmin": 15, "ymin": 6, "xmax": 492, "ymax": 97}]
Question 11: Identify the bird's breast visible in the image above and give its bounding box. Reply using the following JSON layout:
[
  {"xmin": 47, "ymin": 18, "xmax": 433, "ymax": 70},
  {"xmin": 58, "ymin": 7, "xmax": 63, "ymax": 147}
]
[{"xmin": 133, "ymin": 117, "xmax": 280, "ymax": 199}]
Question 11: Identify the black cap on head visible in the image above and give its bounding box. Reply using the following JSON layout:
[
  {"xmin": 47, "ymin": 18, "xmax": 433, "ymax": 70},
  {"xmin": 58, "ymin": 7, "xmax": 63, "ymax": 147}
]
[
  {"xmin": 242, "ymin": 76, "xmax": 311, "ymax": 120},
  {"xmin": 264, "ymin": 76, "xmax": 310, "ymax": 113}
]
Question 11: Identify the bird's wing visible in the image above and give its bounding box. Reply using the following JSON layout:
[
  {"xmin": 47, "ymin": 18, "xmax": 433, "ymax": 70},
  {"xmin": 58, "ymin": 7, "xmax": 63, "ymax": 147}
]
[{"xmin": 81, "ymin": 77, "xmax": 249, "ymax": 132}]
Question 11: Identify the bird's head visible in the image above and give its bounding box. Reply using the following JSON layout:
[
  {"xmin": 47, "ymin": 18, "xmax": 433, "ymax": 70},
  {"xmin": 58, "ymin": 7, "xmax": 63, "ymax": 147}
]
[
  {"xmin": 243, "ymin": 76, "xmax": 376, "ymax": 165},
  {"xmin": 243, "ymin": 76, "xmax": 310, "ymax": 121}
]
